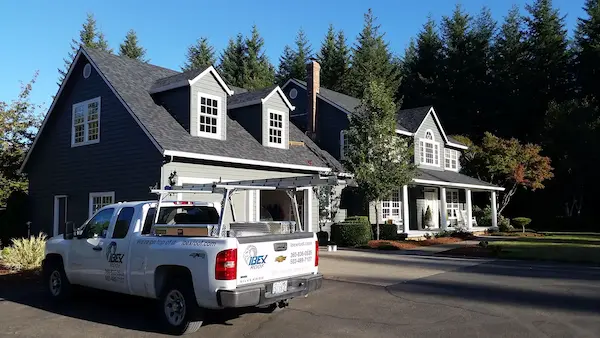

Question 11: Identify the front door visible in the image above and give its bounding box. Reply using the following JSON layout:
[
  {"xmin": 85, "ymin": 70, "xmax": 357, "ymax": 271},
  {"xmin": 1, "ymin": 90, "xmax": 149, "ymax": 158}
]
[
  {"xmin": 53, "ymin": 196, "xmax": 68, "ymax": 236},
  {"xmin": 423, "ymin": 189, "xmax": 439, "ymax": 229}
]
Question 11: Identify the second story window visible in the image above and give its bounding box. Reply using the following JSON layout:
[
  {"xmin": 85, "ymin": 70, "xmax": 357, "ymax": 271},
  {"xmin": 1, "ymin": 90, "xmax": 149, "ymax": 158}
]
[
  {"xmin": 419, "ymin": 130, "xmax": 439, "ymax": 166},
  {"xmin": 198, "ymin": 93, "xmax": 221, "ymax": 139},
  {"xmin": 72, "ymin": 97, "xmax": 101, "ymax": 147},
  {"xmin": 340, "ymin": 130, "xmax": 349, "ymax": 159},
  {"xmin": 445, "ymin": 148, "xmax": 459, "ymax": 171},
  {"xmin": 268, "ymin": 109, "xmax": 285, "ymax": 148}
]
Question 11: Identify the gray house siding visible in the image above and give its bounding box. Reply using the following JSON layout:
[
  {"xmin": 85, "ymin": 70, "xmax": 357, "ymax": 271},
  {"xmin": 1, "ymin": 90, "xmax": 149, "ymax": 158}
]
[
  {"xmin": 414, "ymin": 113, "xmax": 445, "ymax": 171},
  {"xmin": 152, "ymin": 87, "xmax": 191, "ymax": 132},
  {"xmin": 316, "ymin": 99, "xmax": 349, "ymax": 160},
  {"xmin": 229, "ymin": 105, "xmax": 262, "ymax": 144},
  {"xmin": 190, "ymin": 73, "xmax": 228, "ymax": 139},
  {"xmin": 262, "ymin": 91, "xmax": 290, "ymax": 149},
  {"xmin": 24, "ymin": 55, "xmax": 163, "ymax": 235}
]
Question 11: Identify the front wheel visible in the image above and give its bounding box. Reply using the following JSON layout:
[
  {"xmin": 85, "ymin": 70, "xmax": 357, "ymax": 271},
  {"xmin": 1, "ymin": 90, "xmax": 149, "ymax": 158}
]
[
  {"xmin": 158, "ymin": 281, "xmax": 203, "ymax": 335},
  {"xmin": 43, "ymin": 259, "xmax": 72, "ymax": 301}
]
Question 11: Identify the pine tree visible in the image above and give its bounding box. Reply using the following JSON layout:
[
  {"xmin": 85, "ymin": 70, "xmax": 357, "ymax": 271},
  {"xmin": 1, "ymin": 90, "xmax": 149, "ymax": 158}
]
[
  {"xmin": 490, "ymin": 5, "xmax": 528, "ymax": 138},
  {"xmin": 276, "ymin": 28, "xmax": 313, "ymax": 84},
  {"xmin": 399, "ymin": 15, "xmax": 444, "ymax": 109},
  {"xmin": 347, "ymin": 9, "xmax": 402, "ymax": 98},
  {"xmin": 182, "ymin": 37, "xmax": 216, "ymax": 71},
  {"xmin": 243, "ymin": 25, "xmax": 275, "ymax": 89},
  {"xmin": 317, "ymin": 25, "xmax": 351, "ymax": 93},
  {"xmin": 574, "ymin": 0, "xmax": 600, "ymax": 102},
  {"xmin": 219, "ymin": 34, "xmax": 247, "ymax": 88},
  {"xmin": 522, "ymin": 0, "xmax": 571, "ymax": 141},
  {"xmin": 58, "ymin": 13, "xmax": 112, "ymax": 86},
  {"xmin": 119, "ymin": 29, "xmax": 147, "ymax": 62}
]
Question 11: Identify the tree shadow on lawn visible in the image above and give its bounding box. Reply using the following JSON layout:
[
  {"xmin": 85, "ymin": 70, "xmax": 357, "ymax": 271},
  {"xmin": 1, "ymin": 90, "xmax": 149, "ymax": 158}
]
[
  {"xmin": 512, "ymin": 236, "xmax": 600, "ymax": 246},
  {"xmin": 0, "ymin": 273, "xmax": 275, "ymax": 334}
]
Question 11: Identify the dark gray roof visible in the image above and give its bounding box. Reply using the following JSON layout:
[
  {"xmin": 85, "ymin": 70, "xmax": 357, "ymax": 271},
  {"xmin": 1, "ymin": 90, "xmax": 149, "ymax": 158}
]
[
  {"xmin": 228, "ymin": 85, "xmax": 277, "ymax": 107},
  {"xmin": 292, "ymin": 79, "xmax": 361, "ymax": 114},
  {"xmin": 447, "ymin": 135, "xmax": 466, "ymax": 147},
  {"xmin": 149, "ymin": 66, "xmax": 210, "ymax": 92},
  {"xmin": 416, "ymin": 168, "xmax": 500, "ymax": 188},
  {"xmin": 84, "ymin": 47, "xmax": 341, "ymax": 171},
  {"xmin": 396, "ymin": 106, "xmax": 432, "ymax": 132},
  {"xmin": 229, "ymin": 85, "xmax": 248, "ymax": 94}
]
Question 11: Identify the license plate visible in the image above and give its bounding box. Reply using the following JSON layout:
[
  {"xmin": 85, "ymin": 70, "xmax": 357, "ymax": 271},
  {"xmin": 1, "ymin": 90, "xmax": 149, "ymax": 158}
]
[{"xmin": 272, "ymin": 281, "xmax": 288, "ymax": 294}]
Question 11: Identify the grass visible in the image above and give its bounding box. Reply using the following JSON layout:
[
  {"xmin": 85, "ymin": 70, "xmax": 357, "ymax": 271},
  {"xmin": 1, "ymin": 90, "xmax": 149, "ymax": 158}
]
[
  {"xmin": 443, "ymin": 233, "xmax": 600, "ymax": 265},
  {"xmin": 365, "ymin": 237, "xmax": 463, "ymax": 250}
]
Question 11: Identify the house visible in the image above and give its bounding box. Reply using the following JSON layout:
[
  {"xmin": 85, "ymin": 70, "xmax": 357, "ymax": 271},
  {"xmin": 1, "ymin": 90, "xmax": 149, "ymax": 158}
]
[
  {"xmin": 19, "ymin": 47, "xmax": 345, "ymax": 237},
  {"xmin": 282, "ymin": 61, "xmax": 504, "ymax": 237}
]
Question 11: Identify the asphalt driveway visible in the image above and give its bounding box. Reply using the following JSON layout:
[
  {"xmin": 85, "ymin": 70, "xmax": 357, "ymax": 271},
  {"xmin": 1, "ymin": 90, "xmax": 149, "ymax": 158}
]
[{"xmin": 1, "ymin": 252, "xmax": 599, "ymax": 337}]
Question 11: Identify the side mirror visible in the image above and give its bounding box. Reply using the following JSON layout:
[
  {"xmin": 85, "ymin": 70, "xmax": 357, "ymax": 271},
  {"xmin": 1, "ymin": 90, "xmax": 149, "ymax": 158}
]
[{"xmin": 64, "ymin": 221, "xmax": 75, "ymax": 240}]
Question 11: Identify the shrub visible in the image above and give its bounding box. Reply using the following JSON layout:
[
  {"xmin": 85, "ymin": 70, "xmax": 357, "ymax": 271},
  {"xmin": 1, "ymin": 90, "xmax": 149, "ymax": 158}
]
[
  {"xmin": 498, "ymin": 216, "xmax": 512, "ymax": 232},
  {"xmin": 512, "ymin": 217, "xmax": 532, "ymax": 233},
  {"xmin": 331, "ymin": 217, "xmax": 372, "ymax": 247},
  {"xmin": 372, "ymin": 223, "xmax": 398, "ymax": 240},
  {"xmin": 1, "ymin": 233, "xmax": 47, "ymax": 271},
  {"xmin": 316, "ymin": 231, "xmax": 329, "ymax": 246}
]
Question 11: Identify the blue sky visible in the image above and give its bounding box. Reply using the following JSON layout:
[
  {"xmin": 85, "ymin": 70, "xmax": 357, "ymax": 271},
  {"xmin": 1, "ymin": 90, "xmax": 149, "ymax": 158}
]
[{"xmin": 0, "ymin": 0, "xmax": 586, "ymax": 112}]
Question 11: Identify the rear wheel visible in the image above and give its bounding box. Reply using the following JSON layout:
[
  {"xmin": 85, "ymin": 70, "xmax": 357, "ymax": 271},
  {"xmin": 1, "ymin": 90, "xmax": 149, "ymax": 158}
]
[
  {"xmin": 157, "ymin": 280, "xmax": 203, "ymax": 335},
  {"xmin": 43, "ymin": 259, "xmax": 72, "ymax": 301}
]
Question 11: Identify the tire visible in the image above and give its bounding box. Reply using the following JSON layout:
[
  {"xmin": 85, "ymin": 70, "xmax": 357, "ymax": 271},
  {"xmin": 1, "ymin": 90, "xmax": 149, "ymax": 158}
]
[
  {"xmin": 157, "ymin": 279, "xmax": 203, "ymax": 335},
  {"xmin": 43, "ymin": 259, "xmax": 72, "ymax": 301}
]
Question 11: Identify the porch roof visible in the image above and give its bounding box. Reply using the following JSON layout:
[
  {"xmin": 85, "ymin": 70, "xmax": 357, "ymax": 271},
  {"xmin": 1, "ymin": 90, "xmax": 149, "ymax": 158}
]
[{"xmin": 414, "ymin": 168, "xmax": 504, "ymax": 191}]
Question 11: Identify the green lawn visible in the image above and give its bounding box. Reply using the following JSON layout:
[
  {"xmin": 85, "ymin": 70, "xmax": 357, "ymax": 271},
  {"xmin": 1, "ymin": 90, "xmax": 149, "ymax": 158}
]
[{"xmin": 491, "ymin": 234, "xmax": 600, "ymax": 265}]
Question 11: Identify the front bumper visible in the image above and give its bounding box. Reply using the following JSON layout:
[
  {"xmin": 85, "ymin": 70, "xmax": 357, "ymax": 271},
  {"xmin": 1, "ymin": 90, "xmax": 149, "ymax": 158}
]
[{"xmin": 217, "ymin": 273, "xmax": 323, "ymax": 308}]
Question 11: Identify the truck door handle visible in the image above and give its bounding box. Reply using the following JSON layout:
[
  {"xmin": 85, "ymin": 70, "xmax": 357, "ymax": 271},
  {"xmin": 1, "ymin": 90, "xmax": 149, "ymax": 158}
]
[{"xmin": 92, "ymin": 246, "xmax": 102, "ymax": 251}]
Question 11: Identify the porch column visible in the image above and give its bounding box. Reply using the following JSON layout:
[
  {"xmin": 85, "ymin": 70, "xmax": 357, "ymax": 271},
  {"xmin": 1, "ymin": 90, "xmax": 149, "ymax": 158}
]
[
  {"xmin": 491, "ymin": 191, "xmax": 498, "ymax": 228},
  {"xmin": 402, "ymin": 185, "xmax": 410, "ymax": 235},
  {"xmin": 440, "ymin": 187, "xmax": 448, "ymax": 230},
  {"xmin": 466, "ymin": 189, "xmax": 473, "ymax": 229}
]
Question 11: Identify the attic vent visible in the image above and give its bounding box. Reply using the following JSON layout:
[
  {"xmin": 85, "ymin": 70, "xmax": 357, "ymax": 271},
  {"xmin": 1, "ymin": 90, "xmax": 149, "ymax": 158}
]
[
  {"xmin": 289, "ymin": 88, "xmax": 298, "ymax": 99},
  {"xmin": 83, "ymin": 63, "xmax": 91, "ymax": 79}
]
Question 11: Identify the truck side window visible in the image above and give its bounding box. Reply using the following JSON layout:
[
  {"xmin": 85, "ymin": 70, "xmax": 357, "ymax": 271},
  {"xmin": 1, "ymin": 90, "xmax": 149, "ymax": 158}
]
[
  {"xmin": 142, "ymin": 207, "xmax": 156, "ymax": 235},
  {"xmin": 87, "ymin": 208, "xmax": 114, "ymax": 238},
  {"xmin": 113, "ymin": 207, "xmax": 135, "ymax": 239}
]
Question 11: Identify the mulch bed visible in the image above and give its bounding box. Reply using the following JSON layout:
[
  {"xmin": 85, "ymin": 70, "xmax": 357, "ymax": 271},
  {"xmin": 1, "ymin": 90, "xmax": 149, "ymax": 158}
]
[
  {"xmin": 367, "ymin": 237, "xmax": 463, "ymax": 250},
  {"xmin": 0, "ymin": 261, "xmax": 42, "ymax": 286},
  {"xmin": 437, "ymin": 245, "xmax": 500, "ymax": 258}
]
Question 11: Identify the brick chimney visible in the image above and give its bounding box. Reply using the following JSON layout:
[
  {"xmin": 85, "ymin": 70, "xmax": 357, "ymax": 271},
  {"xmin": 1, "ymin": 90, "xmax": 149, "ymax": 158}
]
[{"xmin": 306, "ymin": 60, "xmax": 320, "ymax": 140}]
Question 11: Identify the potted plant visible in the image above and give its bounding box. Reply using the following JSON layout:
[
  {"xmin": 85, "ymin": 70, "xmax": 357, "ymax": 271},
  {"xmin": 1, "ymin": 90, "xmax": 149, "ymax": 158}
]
[{"xmin": 424, "ymin": 206, "xmax": 433, "ymax": 229}]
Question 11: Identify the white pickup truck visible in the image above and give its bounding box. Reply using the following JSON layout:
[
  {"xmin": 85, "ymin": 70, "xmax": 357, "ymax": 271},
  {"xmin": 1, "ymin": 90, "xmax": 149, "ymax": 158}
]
[{"xmin": 41, "ymin": 175, "xmax": 348, "ymax": 335}]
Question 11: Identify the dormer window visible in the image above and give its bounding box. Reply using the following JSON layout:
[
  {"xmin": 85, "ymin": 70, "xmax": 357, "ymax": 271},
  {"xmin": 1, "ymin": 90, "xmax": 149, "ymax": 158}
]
[
  {"xmin": 268, "ymin": 109, "xmax": 285, "ymax": 148},
  {"xmin": 197, "ymin": 93, "xmax": 222, "ymax": 139},
  {"xmin": 419, "ymin": 129, "xmax": 440, "ymax": 166}
]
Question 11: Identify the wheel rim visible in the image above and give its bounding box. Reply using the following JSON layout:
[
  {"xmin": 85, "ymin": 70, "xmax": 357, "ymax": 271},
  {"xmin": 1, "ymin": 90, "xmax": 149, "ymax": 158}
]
[
  {"xmin": 49, "ymin": 270, "xmax": 62, "ymax": 296},
  {"xmin": 164, "ymin": 290, "xmax": 186, "ymax": 327}
]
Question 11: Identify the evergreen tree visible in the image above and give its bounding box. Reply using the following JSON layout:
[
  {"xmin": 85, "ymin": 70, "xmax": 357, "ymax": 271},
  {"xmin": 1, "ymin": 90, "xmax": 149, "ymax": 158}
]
[
  {"xmin": 276, "ymin": 28, "xmax": 313, "ymax": 84},
  {"xmin": 347, "ymin": 9, "xmax": 402, "ymax": 98},
  {"xmin": 574, "ymin": 0, "xmax": 600, "ymax": 102},
  {"xmin": 490, "ymin": 5, "xmax": 528, "ymax": 138},
  {"xmin": 317, "ymin": 25, "xmax": 351, "ymax": 93},
  {"xmin": 243, "ymin": 25, "xmax": 275, "ymax": 89},
  {"xmin": 219, "ymin": 34, "xmax": 247, "ymax": 88},
  {"xmin": 58, "ymin": 13, "xmax": 112, "ymax": 86},
  {"xmin": 119, "ymin": 29, "xmax": 147, "ymax": 62},
  {"xmin": 182, "ymin": 37, "xmax": 216, "ymax": 71},
  {"xmin": 522, "ymin": 0, "xmax": 571, "ymax": 141},
  {"xmin": 399, "ymin": 15, "xmax": 444, "ymax": 109}
]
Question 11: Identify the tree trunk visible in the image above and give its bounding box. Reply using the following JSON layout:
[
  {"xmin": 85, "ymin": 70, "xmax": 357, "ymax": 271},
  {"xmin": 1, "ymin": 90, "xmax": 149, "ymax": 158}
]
[
  {"xmin": 498, "ymin": 183, "xmax": 518, "ymax": 215},
  {"xmin": 374, "ymin": 201, "xmax": 380, "ymax": 240}
]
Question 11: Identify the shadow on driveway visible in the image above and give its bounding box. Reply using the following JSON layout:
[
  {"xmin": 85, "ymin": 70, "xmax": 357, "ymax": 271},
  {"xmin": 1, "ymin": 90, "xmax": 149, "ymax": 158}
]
[{"xmin": 0, "ymin": 274, "xmax": 272, "ymax": 334}]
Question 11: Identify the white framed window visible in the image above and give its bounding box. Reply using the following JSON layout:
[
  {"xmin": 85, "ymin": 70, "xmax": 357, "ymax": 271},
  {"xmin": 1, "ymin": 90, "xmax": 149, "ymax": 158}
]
[
  {"xmin": 419, "ymin": 129, "xmax": 439, "ymax": 166},
  {"xmin": 446, "ymin": 189, "xmax": 459, "ymax": 222},
  {"xmin": 340, "ymin": 130, "xmax": 349, "ymax": 159},
  {"xmin": 267, "ymin": 109, "xmax": 285, "ymax": 148},
  {"xmin": 197, "ymin": 93, "xmax": 222, "ymax": 139},
  {"xmin": 71, "ymin": 97, "xmax": 101, "ymax": 147},
  {"xmin": 89, "ymin": 192, "xmax": 115, "ymax": 217},
  {"xmin": 445, "ymin": 148, "xmax": 459, "ymax": 171},
  {"xmin": 381, "ymin": 190, "xmax": 402, "ymax": 222}
]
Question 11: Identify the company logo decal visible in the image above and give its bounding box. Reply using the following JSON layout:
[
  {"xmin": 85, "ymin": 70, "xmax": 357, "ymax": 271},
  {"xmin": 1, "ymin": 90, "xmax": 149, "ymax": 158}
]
[
  {"xmin": 190, "ymin": 252, "xmax": 205, "ymax": 259},
  {"xmin": 275, "ymin": 255, "xmax": 287, "ymax": 263},
  {"xmin": 106, "ymin": 241, "xmax": 124, "ymax": 263},
  {"xmin": 243, "ymin": 245, "xmax": 267, "ymax": 269}
]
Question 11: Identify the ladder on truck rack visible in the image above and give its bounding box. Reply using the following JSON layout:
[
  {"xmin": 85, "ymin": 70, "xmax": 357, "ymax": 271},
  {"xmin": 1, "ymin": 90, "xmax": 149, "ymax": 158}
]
[{"xmin": 149, "ymin": 173, "xmax": 353, "ymax": 237}]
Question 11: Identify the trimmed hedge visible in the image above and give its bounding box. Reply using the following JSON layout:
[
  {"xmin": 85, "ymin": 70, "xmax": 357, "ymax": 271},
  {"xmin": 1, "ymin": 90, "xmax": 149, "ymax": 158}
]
[
  {"xmin": 371, "ymin": 223, "xmax": 398, "ymax": 240},
  {"xmin": 331, "ymin": 217, "xmax": 372, "ymax": 247}
]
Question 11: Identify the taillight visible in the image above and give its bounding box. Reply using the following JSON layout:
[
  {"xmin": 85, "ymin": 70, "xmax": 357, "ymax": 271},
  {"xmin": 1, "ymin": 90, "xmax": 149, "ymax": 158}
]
[
  {"xmin": 215, "ymin": 248, "xmax": 237, "ymax": 280},
  {"xmin": 315, "ymin": 240, "xmax": 319, "ymax": 266}
]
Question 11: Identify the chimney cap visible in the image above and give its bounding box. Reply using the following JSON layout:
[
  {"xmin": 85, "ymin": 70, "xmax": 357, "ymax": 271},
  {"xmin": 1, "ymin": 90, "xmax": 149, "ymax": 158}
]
[{"xmin": 306, "ymin": 57, "xmax": 320, "ymax": 64}]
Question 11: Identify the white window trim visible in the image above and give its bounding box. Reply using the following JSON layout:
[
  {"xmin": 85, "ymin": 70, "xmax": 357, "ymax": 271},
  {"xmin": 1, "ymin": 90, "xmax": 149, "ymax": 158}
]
[
  {"xmin": 419, "ymin": 129, "xmax": 440, "ymax": 167},
  {"xmin": 381, "ymin": 189, "xmax": 402, "ymax": 223},
  {"xmin": 88, "ymin": 191, "xmax": 115, "ymax": 218},
  {"xmin": 444, "ymin": 148, "xmax": 459, "ymax": 172},
  {"xmin": 71, "ymin": 97, "xmax": 101, "ymax": 147},
  {"xmin": 446, "ymin": 189, "xmax": 460, "ymax": 222},
  {"xmin": 197, "ymin": 92, "xmax": 222, "ymax": 140},
  {"xmin": 53, "ymin": 195, "xmax": 68, "ymax": 236},
  {"xmin": 340, "ymin": 130, "xmax": 349, "ymax": 160},
  {"xmin": 267, "ymin": 108, "xmax": 286, "ymax": 149}
]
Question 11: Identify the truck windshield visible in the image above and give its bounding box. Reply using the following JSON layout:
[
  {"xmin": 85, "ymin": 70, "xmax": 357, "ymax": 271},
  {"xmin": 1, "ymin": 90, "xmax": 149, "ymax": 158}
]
[{"xmin": 156, "ymin": 206, "xmax": 219, "ymax": 225}]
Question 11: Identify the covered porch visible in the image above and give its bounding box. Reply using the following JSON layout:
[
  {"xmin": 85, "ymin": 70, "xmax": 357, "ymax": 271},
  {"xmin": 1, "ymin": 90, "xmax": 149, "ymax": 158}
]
[{"xmin": 370, "ymin": 169, "xmax": 505, "ymax": 238}]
